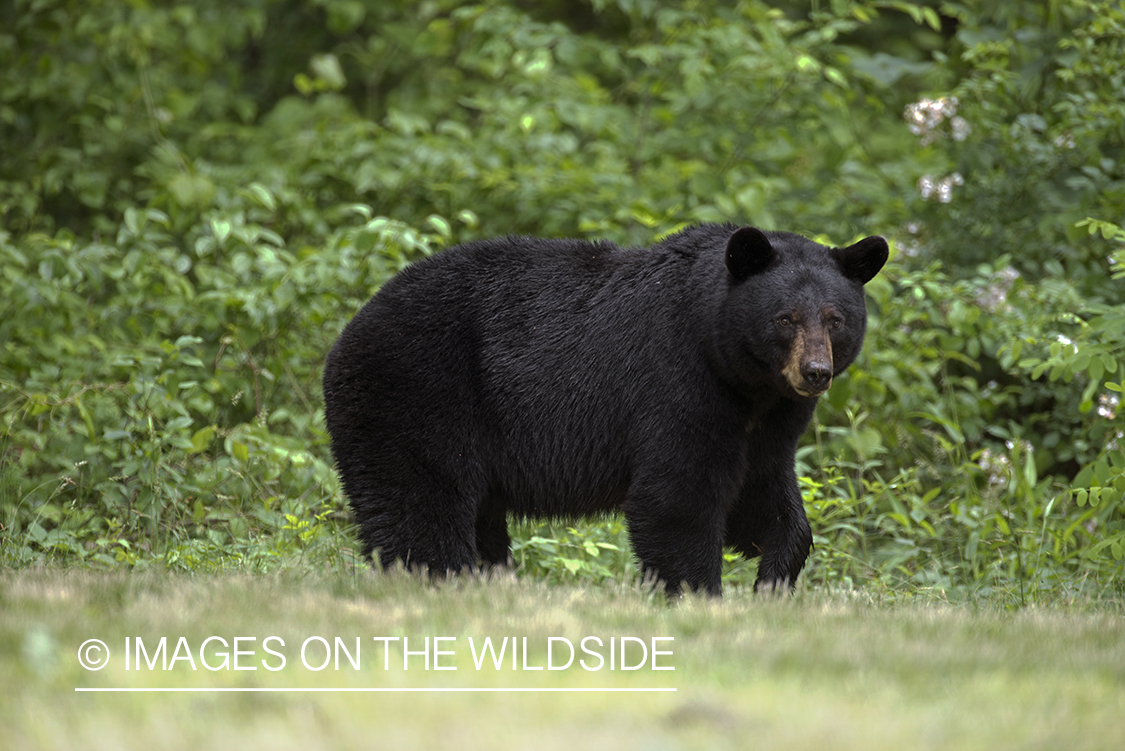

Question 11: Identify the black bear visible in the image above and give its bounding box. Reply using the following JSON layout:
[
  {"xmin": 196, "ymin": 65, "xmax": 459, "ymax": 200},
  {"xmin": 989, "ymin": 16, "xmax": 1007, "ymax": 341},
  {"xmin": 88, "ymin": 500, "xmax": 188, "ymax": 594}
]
[{"xmin": 323, "ymin": 224, "xmax": 887, "ymax": 595}]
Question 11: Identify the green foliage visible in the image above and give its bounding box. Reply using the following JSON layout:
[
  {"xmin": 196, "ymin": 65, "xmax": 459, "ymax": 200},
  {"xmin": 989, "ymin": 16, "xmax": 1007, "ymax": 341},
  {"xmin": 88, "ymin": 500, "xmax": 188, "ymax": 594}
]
[
  {"xmin": 908, "ymin": 0, "xmax": 1125, "ymax": 292},
  {"xmin": 510, "ymin": 519, "xmax": 635, "ymax": 584},
  {"xmin": 0, "ymin": 202, "xmax": 441, "ymax": 569},
  {"xmin": 1, "ymin": 0, "xmax": 1122, "ymax": 602}
]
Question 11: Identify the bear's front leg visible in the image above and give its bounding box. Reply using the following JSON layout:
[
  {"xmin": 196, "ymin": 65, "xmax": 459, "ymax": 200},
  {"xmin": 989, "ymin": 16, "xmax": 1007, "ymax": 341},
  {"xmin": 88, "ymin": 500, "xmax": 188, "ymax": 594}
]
[
  {"xmin": 728, "ymin": 471, "xmax": 813, "ymax": 592},
  {"xmin": 725, "ymin": 400, "xmax": 816, "ymax": 592}
]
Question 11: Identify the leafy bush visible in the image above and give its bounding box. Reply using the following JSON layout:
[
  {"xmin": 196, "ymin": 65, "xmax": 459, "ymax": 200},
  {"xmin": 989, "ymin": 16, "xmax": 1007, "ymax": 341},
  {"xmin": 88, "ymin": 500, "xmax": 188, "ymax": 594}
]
[{"xmin": 0, "ymin": 204, "xmax": 442, "ymax": 568}]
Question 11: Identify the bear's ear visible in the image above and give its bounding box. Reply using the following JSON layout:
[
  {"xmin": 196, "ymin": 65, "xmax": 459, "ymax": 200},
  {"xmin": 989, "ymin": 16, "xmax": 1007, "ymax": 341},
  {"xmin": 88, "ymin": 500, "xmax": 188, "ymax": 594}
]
[
  {"xmin": 833, "ymin": 236, "xmax": 888, "ymax": 284},
  {"xmin": 726, "ymin": 226, "xmax": 775, "ymax": 281}
]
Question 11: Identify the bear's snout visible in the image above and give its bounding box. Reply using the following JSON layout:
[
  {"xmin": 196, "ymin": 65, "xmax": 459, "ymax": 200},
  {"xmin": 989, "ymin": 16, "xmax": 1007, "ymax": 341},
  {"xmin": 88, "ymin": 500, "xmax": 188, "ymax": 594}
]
[
  {"xmin": 801, "ymin": 360, "xmax": 832, "ymax": 392},
  {"xmin": 781, "ymin": 325, "xmax": 834, "ymax": 397}
]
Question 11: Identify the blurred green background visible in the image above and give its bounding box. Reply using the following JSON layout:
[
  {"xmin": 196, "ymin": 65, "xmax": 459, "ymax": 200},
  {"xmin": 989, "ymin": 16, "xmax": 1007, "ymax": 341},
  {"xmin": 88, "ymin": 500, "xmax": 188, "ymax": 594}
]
[{"xmin": 1, "ymin": 0, "xmax": 1123, "ymax": 603}]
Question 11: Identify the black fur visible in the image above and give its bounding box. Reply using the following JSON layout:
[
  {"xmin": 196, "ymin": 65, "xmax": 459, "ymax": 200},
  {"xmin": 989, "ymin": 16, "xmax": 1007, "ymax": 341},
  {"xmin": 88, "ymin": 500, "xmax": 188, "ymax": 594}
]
[{"xmin": 323, "ymin": 223, "xmax": 887, "ymax": 595}]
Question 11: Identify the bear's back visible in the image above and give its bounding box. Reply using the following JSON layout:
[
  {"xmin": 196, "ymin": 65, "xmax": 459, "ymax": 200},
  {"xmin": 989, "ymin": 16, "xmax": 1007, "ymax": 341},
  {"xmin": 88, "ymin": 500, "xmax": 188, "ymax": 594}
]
[{"xmin": 351, "ymin": 233, "xmax": 710, "ymax": 358}]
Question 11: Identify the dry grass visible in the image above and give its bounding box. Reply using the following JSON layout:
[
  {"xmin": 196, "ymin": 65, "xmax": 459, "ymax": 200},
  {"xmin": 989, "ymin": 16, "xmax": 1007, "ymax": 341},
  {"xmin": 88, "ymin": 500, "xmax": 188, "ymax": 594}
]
[{"xmin": 3, "ymin": 568, "xmax": 1124, "ymax": 750}]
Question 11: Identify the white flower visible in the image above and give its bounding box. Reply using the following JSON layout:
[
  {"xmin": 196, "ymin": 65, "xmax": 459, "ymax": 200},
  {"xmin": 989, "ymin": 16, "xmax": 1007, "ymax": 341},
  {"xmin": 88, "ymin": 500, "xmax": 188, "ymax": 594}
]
[
  {"xmin": 918, "ymin": 173, "xmax": 965, "ymax": 203},
  {"xmin": 904, "ymin": 97, "xmax": 967, "ymax": 145},
  {"xmin": 1098, "ymin": 393, "xmax": 1120, "ymax": 420},
  {"xmin": 950, "ymin": 116, "xmax": 971, "ymax": 141}
]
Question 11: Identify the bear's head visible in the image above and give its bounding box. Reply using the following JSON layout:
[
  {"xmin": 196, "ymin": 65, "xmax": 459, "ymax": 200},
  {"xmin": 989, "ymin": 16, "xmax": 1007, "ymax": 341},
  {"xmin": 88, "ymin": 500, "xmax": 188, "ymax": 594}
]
[{"xmin": 720, "ymin": 226, "xmax": 888, "ymax": 400}]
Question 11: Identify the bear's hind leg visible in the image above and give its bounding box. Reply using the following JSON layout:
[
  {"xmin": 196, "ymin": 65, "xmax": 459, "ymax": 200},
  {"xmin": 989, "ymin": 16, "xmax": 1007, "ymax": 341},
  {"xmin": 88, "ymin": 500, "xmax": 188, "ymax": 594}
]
[
  {"xmin": 475, "ymin": 495, "xmax": 512, "ymax": 567},
  {"xmin": 352, "ymin": 480, "xmax": 480, "ymax": 578}
]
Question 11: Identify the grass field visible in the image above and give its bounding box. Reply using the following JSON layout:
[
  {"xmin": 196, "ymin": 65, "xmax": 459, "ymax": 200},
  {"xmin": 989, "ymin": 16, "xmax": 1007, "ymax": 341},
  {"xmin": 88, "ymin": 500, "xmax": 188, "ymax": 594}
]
[{"xmin": 3, "ymin": 568, "xmax": 1124, "ymax": 750}]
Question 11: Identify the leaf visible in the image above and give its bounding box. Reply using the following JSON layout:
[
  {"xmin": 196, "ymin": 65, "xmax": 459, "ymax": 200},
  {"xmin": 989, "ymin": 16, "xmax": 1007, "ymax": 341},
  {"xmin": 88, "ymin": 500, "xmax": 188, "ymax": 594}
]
[
  {"xmin": 212, "ymin": 219, "xmax": 232, "ymax": 245},
  {"xmin": 166, "ymin": 416, "xmax": 193, "ymax": 432},
  {"xmin": 1094, "ymin": 459, "xmax": 1112, "ymax": 486},
  {"xmin": 922, "ymin": 7, "xmax": 942, "ymax": 31},
  {"xmin": 888, "ymin": 512, "xmax": 910, "ymax": 528},
  {"xmin": 426, "ymin": 214, "xmax": 452, "ymax": 239},
  {"xmin": 796, "ymin": 55, "xmax": 819, "ymax": 72},
  {"xmin": 28, "ymin": 522, "xmax": 48, "ymax": 543},
  {"xmin": 560, "ymin": 558, "xmax": 584, "ymax": 574},
  {"xmin": 824, "ymin": 67, "xmax": 847, "ymax": 87},
  {"xmin": 189, "ymin": 426, "xmax": 215, "ymax": 454},
  {"xmin": 1088, "ymin": 356, "xmax": 1105, "ymax": 384},
  {"xmin": 75, "ymin": 397, "xmax": 96, "ymax": 437},
  {"xmin": 310, "ymin": 53, "xmax": 346, "ymax": 90},
  {"xmin": 344, "ymin": 204, "xmax": 373, "ymax": 221},
  {"xmin": 1023, "ymin": 453, "xmax": 1037, "ymax": 487},
  {"xmin": 245, "ymin": 183, "xmax": 276, "ymax": 211},
  {"xmin": 174, "ymin": 335, "xmax": 203, "ymax": 349}
]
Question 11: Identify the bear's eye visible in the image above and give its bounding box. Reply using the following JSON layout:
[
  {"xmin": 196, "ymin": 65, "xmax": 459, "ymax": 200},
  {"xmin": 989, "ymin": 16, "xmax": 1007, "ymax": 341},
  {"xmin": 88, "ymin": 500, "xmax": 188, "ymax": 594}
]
[
  {"xmin": 829, "ymin": 316, "xmax": 843, "ymax": 330},
  {"xmin": 776, "ymin": 315, "xmax": 792, "ymax": 327}
]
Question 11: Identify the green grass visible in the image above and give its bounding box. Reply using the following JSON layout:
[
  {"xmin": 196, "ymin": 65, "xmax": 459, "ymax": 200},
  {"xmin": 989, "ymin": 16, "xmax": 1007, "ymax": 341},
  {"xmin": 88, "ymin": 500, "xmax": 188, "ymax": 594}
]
[{"xmin": 3, "ymin": 568, "xmax": 1124, "ymax": 750}]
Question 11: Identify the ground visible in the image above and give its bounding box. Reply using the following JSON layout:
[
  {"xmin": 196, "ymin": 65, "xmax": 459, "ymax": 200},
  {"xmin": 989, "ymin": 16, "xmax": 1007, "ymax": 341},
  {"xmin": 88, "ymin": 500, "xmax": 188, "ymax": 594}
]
[{"xmin": 3, "ymin": 569, "xmax": 1124, "ymax": 750}]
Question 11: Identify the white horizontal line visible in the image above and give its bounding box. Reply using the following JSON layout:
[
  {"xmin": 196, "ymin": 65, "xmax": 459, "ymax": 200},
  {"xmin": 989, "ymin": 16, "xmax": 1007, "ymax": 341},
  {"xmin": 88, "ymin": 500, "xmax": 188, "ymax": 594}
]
[{"xmin": 75, "ymin": 687, "xmax": 676, "ymax": 693}]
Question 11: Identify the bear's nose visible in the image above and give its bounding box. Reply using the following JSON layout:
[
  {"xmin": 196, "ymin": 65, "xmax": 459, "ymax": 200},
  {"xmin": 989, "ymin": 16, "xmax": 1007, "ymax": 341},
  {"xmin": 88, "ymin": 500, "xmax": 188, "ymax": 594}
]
[{"xmin": 801, "ymin": 362, "xmax": 832, "ymax": 392}]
